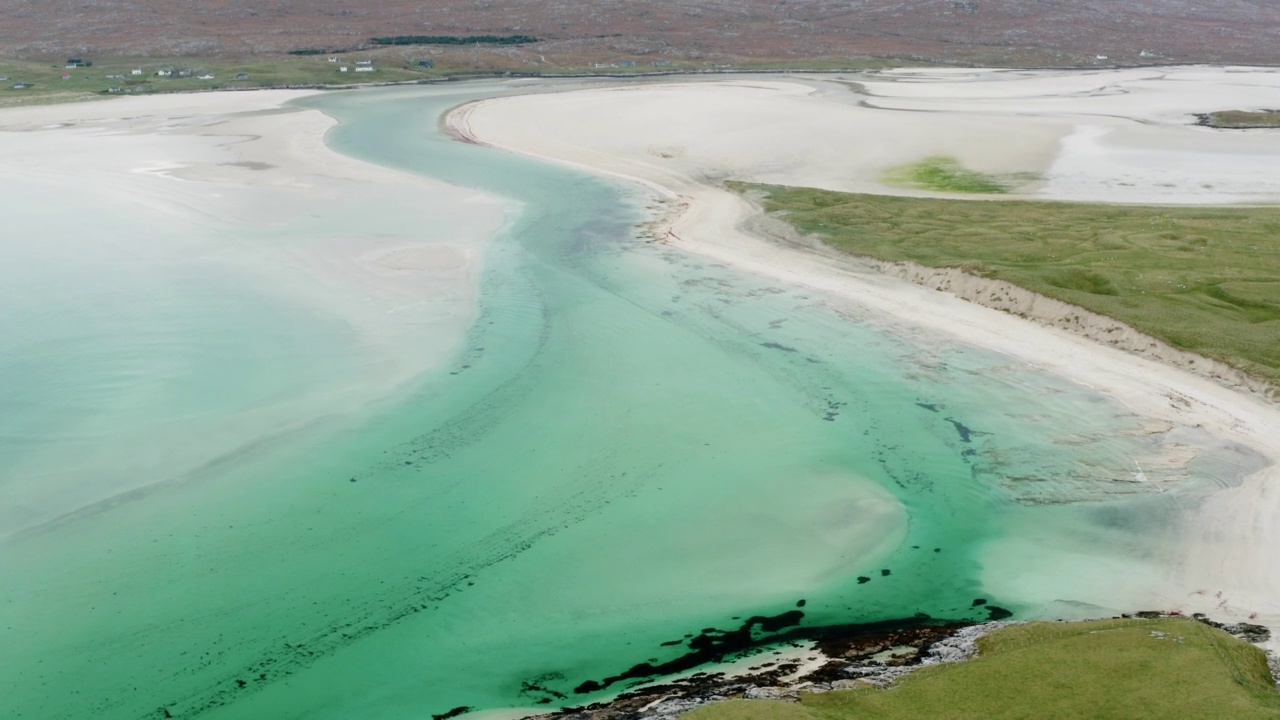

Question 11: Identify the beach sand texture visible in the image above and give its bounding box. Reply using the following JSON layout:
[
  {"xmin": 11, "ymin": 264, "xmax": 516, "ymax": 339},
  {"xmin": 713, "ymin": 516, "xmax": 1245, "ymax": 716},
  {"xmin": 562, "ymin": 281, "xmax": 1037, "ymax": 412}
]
[{"xmin": 457, "ymin": 66, "xmax": 1280, "ymax": 632}]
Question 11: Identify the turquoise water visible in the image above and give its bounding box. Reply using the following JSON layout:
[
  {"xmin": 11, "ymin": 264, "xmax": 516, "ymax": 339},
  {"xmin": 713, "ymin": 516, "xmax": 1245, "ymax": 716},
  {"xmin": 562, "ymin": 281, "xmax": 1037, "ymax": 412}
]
[{"xmin": 0, "ymin": 84, "xmax": 1237, "ymax": 719}]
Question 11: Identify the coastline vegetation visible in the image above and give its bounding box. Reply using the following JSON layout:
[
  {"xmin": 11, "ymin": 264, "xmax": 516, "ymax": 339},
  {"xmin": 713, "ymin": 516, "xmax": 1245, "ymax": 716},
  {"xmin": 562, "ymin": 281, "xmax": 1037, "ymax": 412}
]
[
  {"xmin": 883, "ymin": 155, "xmax": 1025, "ymax": 194},
  {"xmin": 687, "ymin": 618, "xmax": 1280, "ymax": 720},
  {"xmin": 1199, "ymin": 110, "xmax": 1280, "ymax": 129},
  {"xmin": 737, "ymin": 182, "xmax": 1280, "ymax": 383},
  {"xmin": 0, "ymin": 55, "xmax": 915, "ymax": 109}
]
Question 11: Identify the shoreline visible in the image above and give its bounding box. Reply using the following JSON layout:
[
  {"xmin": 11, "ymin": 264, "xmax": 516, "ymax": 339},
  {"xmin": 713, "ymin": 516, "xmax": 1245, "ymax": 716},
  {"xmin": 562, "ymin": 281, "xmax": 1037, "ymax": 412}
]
[
  {"xmin": 447, "ymin": 70, "xmax": 1280, "ymax": 630},
  {"xmin": 734, "ymin": 203, "xmax": 1278, "ymax": 402},
  {"xmin": 520, "ymin": 613, "xmax": 1276, "ymax": 720}
]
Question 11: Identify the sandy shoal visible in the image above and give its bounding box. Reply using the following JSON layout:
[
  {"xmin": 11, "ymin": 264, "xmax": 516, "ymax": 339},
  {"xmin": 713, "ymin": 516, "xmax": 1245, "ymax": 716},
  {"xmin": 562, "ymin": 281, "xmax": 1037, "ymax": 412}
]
[
  {"xmin": 453, "ymin": 68, "xmax": 1280, "ymax": 633},
  {"xmin": 0, "ymin": 90, "xmax": 508, "ymax": 537}
]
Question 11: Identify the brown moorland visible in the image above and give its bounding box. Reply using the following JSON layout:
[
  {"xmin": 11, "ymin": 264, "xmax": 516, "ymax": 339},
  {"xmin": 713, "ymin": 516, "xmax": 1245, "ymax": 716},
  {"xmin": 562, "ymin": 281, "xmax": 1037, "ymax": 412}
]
[{"xmin": 3, "ymin": 0, "xmax": 1280, "ymax": 68}]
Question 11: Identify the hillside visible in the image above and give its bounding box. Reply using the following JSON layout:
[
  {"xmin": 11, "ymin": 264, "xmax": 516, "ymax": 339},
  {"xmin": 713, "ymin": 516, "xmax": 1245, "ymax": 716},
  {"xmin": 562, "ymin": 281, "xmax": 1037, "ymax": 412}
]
[{"xmin": 3, "ymin": 0, "xmax": 1279, "ymax": 67}]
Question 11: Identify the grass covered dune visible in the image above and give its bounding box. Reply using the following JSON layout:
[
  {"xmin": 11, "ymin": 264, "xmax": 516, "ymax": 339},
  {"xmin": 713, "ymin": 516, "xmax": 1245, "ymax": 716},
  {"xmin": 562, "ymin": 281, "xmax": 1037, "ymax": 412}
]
[
  {"xmin": 742, "ymin": 184, "xmax": 1280, "ymax": 386},
  {"xmin": 687, "ymin": 618, "xmax": 1280, "ymax": 720}
]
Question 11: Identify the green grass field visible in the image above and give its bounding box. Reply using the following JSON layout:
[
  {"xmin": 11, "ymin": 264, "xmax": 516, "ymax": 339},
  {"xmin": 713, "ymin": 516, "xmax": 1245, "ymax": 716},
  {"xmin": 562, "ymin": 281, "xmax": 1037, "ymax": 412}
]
[
  {"xmin": 737, "ymin": 183, "xmax": 1280, "ymax": 384},
  {"xmin": 687, "ymin": 618, "xmax": 1280, "ymax": 720},
  {"xmin": 883, "ymin": 156, "xmax": 1024, "ymax": 194},
  {"xmin": 0, "ymin": 54, "xmax": 913, "ymax": 109},
  {"xmin": 0, "ymin": 55, "xmax": 442, "ymax": 107},
  {"xmin": 1202, "ymin": 110, "xmax": 1280, "ymax": 129}
]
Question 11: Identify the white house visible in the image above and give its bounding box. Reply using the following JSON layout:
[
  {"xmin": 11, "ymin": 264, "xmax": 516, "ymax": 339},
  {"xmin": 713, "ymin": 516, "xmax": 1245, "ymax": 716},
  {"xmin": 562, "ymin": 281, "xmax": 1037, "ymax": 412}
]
[
  {"xmin": 131, "ymin": 68, "xmax": 143, "ymax": 75},
  {"xmin": 339, "ymin": 66, "xmax": 349, "ymax": 72},
  {"xmin": 198, "ymin": 73, "xmax": 215, "ymax": 80},
  {"xmin": 328, "ymin": 56, "xmax": 340, "ymax": 63},
  {"xmin": 354, "ymin": 66, "xmax": 374, "ymax": 73},
  {"xmin": 156, "ymin": 69, "xmax": 171, "ymax": 77},
  {"xmin": 355, "ymin": 60, "xmax": 372, "ymax": 66}
]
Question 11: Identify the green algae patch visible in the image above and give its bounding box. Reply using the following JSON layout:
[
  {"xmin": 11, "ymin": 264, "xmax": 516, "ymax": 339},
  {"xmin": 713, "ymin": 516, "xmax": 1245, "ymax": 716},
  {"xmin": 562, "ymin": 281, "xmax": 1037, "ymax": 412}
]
[
  {"xmin": 734, "ymin": 182, "xmax": 1280, "ymax": 384},
  {"xmin": 883, "ymin": 156, "xmax": 1022, "ymax": 194},
  {"xmin": 1199, "ymin": 110, "xmax": 1280, "ymax": 129},
  {"xmin": 687, "ymin": 618, "xmax": 1280, "ymax": 720}
]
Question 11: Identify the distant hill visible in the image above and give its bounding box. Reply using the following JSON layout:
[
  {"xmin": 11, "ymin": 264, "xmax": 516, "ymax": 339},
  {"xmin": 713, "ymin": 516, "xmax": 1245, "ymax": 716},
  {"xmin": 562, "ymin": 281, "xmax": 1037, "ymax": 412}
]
[{"xmin": 3, "ymin": 0, "xmax": 1279, "ymax": 66}]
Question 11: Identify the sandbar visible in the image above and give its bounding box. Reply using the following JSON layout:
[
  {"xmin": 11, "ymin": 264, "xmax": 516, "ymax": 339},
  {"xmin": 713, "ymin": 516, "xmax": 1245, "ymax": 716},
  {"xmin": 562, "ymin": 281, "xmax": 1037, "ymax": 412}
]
[
  {"xmin": 0, "ymin": 90, "xmax": 508, "ymax": 538},
  {"xmin": 452, "ymin": 67, "xmax": 1280, "ymax": 635}
]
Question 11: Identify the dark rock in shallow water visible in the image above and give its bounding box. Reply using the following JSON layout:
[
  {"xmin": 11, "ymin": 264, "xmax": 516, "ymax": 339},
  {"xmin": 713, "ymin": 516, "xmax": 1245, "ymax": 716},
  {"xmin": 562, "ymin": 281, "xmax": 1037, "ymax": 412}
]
[
  {"xmin": 857, "ymin": 576, "xmax": 871, "ymax": 584},
  {"xmin": 1185, "ymin": 613, "xmax": 1272, "ymax": 643},
  {"xmin": 540, "ymin": 616, "xmax": 988, "ymax": 720},
  {"xmin": 1221, "ymin": 622, "xmax": 1271, "ymax": 643},
  {"xmin": 985, "ymin": 606, "xmax": 1013, "ymax": 621},
  {"xmin": 573, "ymin": 610, "xmax": 807, "ymax": 694},
  {"xmin": 972, "ymin": 598, "xmax": 987, "ymax": 607},
  {"xmin": 432, "ymin": 707, "xmax": 473, "ymax": 720}
]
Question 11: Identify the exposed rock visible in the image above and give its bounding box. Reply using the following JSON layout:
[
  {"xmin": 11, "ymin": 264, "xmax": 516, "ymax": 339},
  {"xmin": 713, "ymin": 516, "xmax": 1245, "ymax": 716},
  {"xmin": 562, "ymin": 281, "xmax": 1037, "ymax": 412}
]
[
  {"xmin": 1220, "ymin": 623, "xmax": 1272, "ymax": 644},
  {"xmin": 741, "ymin": 687, "xmax": 785, "ymax": 700}
]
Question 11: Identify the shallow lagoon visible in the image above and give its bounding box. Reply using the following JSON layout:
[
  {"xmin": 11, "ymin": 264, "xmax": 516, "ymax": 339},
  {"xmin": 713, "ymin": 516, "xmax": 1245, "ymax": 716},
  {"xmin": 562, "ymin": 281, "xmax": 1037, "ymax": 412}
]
[{"xmin": 0, "ymin": 83, "xmax": 1247, "ymax": 719}]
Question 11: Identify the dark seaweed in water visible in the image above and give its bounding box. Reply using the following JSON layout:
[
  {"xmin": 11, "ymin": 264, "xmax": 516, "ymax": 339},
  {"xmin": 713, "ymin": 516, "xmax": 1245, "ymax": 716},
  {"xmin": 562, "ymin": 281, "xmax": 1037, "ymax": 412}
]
[
  {"xmin": 986, "ymin": 606, "xmax": 1013, "ymax": 621},
  {"xmin": 565, "ymin": 613, "xmax": 985, "ymax": 708},
  {"xmin": 760, "ymin": 342, "xmax": 798, "ymax": 353},
  {"xmin": 574, "ymin": 610, "xmax": 806, "ymax": 694},
  {"xmin": 570, "ymin": 603, "xmax": 1011, "ymax": 696},
  {"xmin": 946, "ymin": 418, "xmax": 973, "ymax": 443},
  {"xmin": 433, "ymin": 706, "xmax": 473, "ymax": 720}
]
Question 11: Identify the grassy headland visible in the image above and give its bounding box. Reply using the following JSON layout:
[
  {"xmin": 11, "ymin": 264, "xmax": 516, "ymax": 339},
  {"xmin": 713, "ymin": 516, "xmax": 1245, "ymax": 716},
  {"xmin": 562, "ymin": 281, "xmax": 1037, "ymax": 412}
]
[
  {"xmin": 737, "ymin": 183, "xmax": 1280, "ymax": 384},
  {"xmin": 687, "ymin": 618, "xmax": 1280, "ymax": 720}
]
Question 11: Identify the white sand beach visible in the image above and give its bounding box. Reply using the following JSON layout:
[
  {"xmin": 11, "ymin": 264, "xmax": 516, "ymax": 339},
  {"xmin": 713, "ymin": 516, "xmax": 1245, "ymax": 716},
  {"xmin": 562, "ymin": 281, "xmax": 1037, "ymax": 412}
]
[
  {"xmin": 453, "ymin": 67, "xmax": 1280, "ymax": 631},
  {"xmin": 0, "ymin": 91, "xmax": 508, "ymax": 538}
]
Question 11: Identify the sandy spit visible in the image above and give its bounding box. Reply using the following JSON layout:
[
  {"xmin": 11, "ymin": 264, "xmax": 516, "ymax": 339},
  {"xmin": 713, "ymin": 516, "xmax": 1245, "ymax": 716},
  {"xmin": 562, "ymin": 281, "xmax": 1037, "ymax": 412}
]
[
  {"xmin": 0, "ymin": 90, "xmax": 507, "ymax": 538},
  {"xmin": 449, "ymin": 69, "xmax": 1280, "ymax": 633}
]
